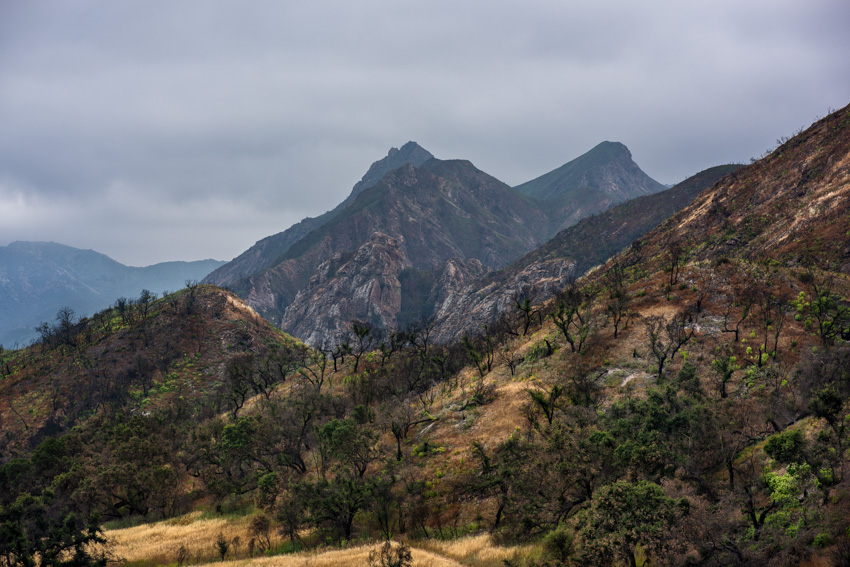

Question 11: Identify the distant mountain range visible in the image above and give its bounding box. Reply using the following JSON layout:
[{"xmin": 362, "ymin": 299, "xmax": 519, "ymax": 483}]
[
  {"xmin": 0, "ymin": 242, "xmax": 224, "ymax": 347},
  {"xmin": 205, "ymin": 140, "xmax": 670, "ymax": 346},
  {"xmin": 3, "ymin": 139, "xmax": 738, "ymax": 350}
]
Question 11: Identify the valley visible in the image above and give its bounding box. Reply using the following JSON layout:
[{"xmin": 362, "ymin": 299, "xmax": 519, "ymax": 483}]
[{"xmin": 1, "ymin": 104, "xmax": 850, "ymax": 566}]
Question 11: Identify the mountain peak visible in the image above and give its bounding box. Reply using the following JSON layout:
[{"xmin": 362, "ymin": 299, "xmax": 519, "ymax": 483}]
[
  {"xmin": 514, "ymin": 141, "xmax": 664, "ymax": 203},
  {"xmin": 590, "ymin": 140, "xmax": 631, "ymax": 157},
  {"xmin": 346, "ymin": 142, "xmax": 434, "ymax": 203}
]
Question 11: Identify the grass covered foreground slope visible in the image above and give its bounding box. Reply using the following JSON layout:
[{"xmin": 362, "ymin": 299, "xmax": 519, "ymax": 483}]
[{"xmin": 2, "ymin": 104, "xmax": 850, "ymax": 567}]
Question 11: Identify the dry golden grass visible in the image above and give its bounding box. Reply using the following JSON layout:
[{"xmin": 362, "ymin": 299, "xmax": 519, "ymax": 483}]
[
  {"xmin": 416, "ymin": 534, "xmax": 533, "ymax": 566},
  {"xmin": 106, "ymin": 512, "xmax": 252, "ymax": 565},
  {"xmin": 199, "ymin": 544, "xmax": 464, "ymax": 567},
  {"xmin": 106, "ymin": 514, "xmax": 529, "ymax": 567}
]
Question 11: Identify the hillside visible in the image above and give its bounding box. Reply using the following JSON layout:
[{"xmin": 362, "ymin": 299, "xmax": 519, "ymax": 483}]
[
  {"xmin": 0, "ymin": 284, "xmax": 301, "ymax": 454},
  {"xmin": 0, "ymin": 241, "xmax": 224, "ymax": 348},
  {"xmin": 430, "ymin": 164, "xmax": 743, "ymax": 342},
  {"xmin": 628, "ymin": 105, "xmax": 850, "ymax": 274},
  {"xmin": 3, "ymin": 107, "xmax": 850, "ymax": 567}
]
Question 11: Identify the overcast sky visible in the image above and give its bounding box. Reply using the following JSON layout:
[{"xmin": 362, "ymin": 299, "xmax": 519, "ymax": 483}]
[{"xmin": 1, "ymin": 1, "xmax": 848, "ymax": 266}]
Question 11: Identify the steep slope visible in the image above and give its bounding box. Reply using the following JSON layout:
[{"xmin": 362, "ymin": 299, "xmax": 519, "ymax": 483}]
[
  {"xmin": 5, "ymin": 106, "xmax": 850, "ymax": 567},
  {"xmin": 431, "ymin": 164, "xmax": 743, "ymax": 342},
  {"xmin": 0, "ymin": 284, "xmax": 301, "ymax": 453},
  {"xmin": 203, "ymin": 142, "xmax": 433, "ymax": 289},
  {"xmin": 516, "ymin": 141, "xmax": 666, "ymax": 233},
  {"xmin": 627, "ymin": 103, "xmax": 850, "ymax": 274},
  {"xmin": 0, "ymin": 241, "xmax": 224, "ymax": 347},
  {"xmin": 235, "ymin": 158, "xmax": 548, "ymax": 345}
]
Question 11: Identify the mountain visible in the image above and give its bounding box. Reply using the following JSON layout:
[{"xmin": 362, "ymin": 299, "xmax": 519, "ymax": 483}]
[
  {"xmin": 235, "ymin": 158, "xmax": 549, "ymax": 346},
  {"xmin": 430, "ymin": 163, "xmax": 744, "ymax": 342},
  {"xmin": 4, "ymin": 106, "xmax": 850, "ymax": 567},
  {"xmin": 515, "ymin": 141, "xmax": 666, "ymax": 233},
  {"xmin": 0, "ymin": 241, "xmax": 225, "ymax": 347},
  {"xmin": 210, "ymin": 141, "xmax": 663, "ymax": 346},
  {"xmin": 203, "ymin": 142, "xmax": 434, "ymax": 289}
]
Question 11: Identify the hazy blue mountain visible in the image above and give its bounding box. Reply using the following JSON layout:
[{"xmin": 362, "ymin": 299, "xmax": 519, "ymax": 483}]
[{"xmin": 0, "ymin": 241, "xmax": 224, "ymax": 347}]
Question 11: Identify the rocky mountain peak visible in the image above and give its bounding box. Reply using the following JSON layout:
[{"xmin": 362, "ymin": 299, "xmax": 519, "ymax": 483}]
[
  {"xmin": 202, "ymin": 141, "xmax": 433, "ymax": 289},
  {"xmin": 514, "ymin": 140, "xmax": 664, "ymax": 203},
  {"xmin": 348, "ymin": 142, "xmax": 434, "ymax": 201}
]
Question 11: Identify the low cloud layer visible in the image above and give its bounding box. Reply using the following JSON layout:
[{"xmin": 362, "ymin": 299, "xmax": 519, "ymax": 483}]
[{"xmin": 1, "ymin": 0, "xmax": 848, "ymax": 265}]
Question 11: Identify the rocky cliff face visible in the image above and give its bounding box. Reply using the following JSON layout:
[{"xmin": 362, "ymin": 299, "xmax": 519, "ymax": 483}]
[
  {"xmin": 280, "ymin": 232, "xmax": 409, "ymax": 347},
  {"xmin": 238, "ymin": 158, "xmax": 548, "ymax": 341},
  {"xmin": 279, "ymin": 232, "xmax": 486, "ymax": 347},
  {"xmin": 203, "ymin": 142, "xmax": 434, "ymax": 289}
]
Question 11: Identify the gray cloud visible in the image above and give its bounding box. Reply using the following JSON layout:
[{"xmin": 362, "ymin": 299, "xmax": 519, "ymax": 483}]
[{"xmin": 1, "ymin": 0, "xmax": 848, "ymax": 265}]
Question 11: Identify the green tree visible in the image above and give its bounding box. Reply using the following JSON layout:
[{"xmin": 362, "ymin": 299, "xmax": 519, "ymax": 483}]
[
  {"xmin": 807, "ymin": 277, "xmax": 850, "ymax": 345},
  {"xmin": 316, "ymin": 417, "xmax": 380, "ymax": 479},
  {"xmin": 0, "ymin": 491, "xmax": 108, "ymax": 567},
  {"xmin": 307, "ymin": 475, "xmax": 374, "ymax": 541},
  {"xmin": 710, "ymin": 349, "xmax": 738, "ymax": 399},
  {"xmin": 551, "ymin": 283, "xmax": 596, "ymax": 353},
  {"xmin": 574, "ymin": 480, "xmax": 688, "ymax": 567}
]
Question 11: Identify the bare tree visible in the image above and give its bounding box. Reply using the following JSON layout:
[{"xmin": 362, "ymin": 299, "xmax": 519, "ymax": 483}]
[
  {"xmin": 645, "ymin": 310, "xmax": 697, "ymax": 380},
  {"xmin": 384, "ymin": 398, "xmax": 434, "ymax": 461},
  {"xmin": 297, "ymin": 344, "xmax": 330, "ymax": 390},
  {"xmin": 551, "ymin": 281, "xmax": 598, "ymax": 353},
  {"xmin": 666, "ymin": 238, "xmax": 683, "ymax": 286},
  {"xmin": 754, "ymin": 289, "xmax": 789, "ymax": 366},
  {"xmin": 349, "ymin": 320, "xmax": 375, "ymax": 373},
  {"xmin": 513, "ymin": 294, "xmax": 537, "ymax": 337},
  {"xmin": 722, "ymin": 287, "xmax": 755, "ymax": 343},
  {"xmin": 692, "ymin": 265, "xmax": 718, "ymax": 313},
  {"xmin": 138, "ymin": 289, "xmax": 157, "ymax": 320},
  {"xmin": 605, "ymin": 268, "xmax": 632, "ymax": 339},
  {"xmin": 55, "ymin": 306, "xmax": 76, "ymax": 347},
  {"xmin": 496, "ymin": 339, "xmax": 523, "ymax": 376}
]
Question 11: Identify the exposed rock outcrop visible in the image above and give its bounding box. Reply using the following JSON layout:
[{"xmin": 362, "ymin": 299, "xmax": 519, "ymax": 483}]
[
  {"xmin": 430, "ymin": 164, "xmax": 743, "ymax": 342},
  {"xmin": 204, "ymin": 142, "xmax": 434, "ymax": 289}
]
